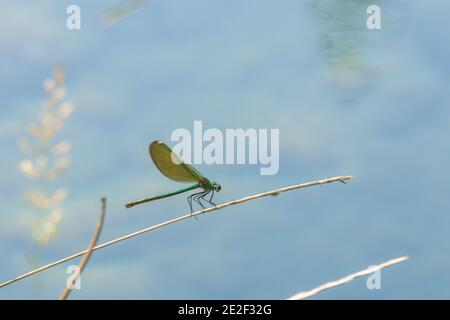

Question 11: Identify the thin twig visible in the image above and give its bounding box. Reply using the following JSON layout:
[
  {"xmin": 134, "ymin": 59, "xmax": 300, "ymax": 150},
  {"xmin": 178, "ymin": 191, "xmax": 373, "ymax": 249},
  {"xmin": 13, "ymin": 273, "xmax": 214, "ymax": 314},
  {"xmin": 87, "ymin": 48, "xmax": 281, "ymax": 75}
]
[
  {"xmin": 287, "ymin": 256, "xmax": 409, "ymax": 300},
  {"xmin": 0, "ymin": 175, "xmax": 352, "ymax": 288},
  {"xmin": 59, "ymin": 198, "xmax": 106, "ymax": 300}
]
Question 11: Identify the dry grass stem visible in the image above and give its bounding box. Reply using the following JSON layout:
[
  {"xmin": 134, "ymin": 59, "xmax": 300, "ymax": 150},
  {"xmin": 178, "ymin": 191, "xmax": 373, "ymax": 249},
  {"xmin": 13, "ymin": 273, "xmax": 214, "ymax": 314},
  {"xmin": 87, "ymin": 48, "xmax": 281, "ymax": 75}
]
[{"xmin": 287, "ymin": 256, "xmax": 409, "ymax": 300}]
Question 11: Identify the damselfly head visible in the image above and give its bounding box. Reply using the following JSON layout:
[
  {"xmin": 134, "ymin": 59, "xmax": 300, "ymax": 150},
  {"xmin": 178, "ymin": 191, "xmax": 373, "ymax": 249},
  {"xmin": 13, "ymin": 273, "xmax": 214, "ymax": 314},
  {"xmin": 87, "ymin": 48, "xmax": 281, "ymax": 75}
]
[{"xmin": 212, "ymin": 182, "xmax": 221, "ymax": 192}]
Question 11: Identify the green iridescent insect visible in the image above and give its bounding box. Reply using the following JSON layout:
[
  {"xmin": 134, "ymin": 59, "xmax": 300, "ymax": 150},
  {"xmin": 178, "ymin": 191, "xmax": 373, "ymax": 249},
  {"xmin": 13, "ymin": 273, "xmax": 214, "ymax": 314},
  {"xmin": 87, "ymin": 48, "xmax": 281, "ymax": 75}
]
[{"xmin": 125, "ymin": 140, "xmax": 221, "ymax": 210}]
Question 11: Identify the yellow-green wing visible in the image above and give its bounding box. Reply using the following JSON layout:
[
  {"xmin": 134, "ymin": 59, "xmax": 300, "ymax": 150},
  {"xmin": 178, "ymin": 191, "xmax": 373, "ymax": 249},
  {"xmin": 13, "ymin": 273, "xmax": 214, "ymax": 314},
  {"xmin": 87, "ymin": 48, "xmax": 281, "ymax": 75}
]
[{"xmin": 149, "ymin": 140, "xmax": 203, "ymax": 183}]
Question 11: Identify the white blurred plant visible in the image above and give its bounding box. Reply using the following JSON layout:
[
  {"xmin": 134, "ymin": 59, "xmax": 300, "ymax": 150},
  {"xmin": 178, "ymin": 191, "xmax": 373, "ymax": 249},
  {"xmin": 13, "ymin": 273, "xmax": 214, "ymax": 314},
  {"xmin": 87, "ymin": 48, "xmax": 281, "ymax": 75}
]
[{"xmin": 18, "ymin": 66, "xmax": 74, "ymax": 246}]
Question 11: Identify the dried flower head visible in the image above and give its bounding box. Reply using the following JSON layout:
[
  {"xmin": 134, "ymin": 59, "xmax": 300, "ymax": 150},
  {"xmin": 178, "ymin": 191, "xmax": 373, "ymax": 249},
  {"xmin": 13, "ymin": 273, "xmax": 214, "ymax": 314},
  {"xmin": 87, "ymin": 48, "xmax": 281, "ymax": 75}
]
[{"xmin": 19, "ymin": 66, "xmax": 74, "ymax": 247}]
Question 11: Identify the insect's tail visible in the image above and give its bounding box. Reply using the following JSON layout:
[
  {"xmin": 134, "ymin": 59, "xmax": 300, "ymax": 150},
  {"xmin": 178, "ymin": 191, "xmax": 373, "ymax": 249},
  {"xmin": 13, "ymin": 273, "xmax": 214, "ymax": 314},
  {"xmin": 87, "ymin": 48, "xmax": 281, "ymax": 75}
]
[
  {"xmin": 124, "ymin": 183, "xmax": 201, "ymax": 209},
  {"xmin": 124, "ymin": 195, "xmax": 166, "ymax": 208}
]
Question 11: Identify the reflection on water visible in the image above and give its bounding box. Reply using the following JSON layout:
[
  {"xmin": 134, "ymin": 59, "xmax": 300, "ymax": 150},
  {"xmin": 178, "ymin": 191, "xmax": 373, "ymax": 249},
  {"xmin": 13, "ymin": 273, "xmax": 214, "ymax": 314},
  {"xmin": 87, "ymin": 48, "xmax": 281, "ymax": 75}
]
[{"xmin": 307, "ymin": 0, "xmax": 384, "ymax": 89}]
